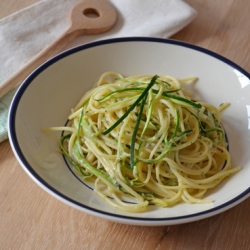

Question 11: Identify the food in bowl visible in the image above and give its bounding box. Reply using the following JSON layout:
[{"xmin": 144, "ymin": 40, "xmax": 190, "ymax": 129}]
[
  {"xmin": 9, "ymin": 37, "xmax": 250, "ymax": 225},
  {"xmin": 44, "ymin": 71, "xmax": 241, "ymax": 213}
]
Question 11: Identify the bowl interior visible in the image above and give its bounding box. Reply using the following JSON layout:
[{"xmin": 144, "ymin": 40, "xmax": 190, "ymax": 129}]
[{"xmin": 9, "ymin": 38, "xmax": 250, "ymax": 225}]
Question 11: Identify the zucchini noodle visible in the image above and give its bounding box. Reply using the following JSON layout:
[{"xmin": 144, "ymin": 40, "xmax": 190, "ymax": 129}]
[{"xmin": 45, "ymin": 72, "xmax": 241, "ymax": 213}]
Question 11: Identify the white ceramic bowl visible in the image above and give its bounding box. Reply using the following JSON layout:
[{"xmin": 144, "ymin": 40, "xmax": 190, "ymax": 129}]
[{"xmin": 8, "ymin": 37, "xmax": 250, "ymax": 226}]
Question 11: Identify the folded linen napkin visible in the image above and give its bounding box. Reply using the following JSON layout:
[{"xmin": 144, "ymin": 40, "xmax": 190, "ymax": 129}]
[{"xmin": 0, "ymin": 0, "xmax": 197, "ymax": 143}]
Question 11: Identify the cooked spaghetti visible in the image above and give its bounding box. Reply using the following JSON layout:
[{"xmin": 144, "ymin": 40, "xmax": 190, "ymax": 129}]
[{"xmin": 46, "ymin": 72, "xmax": 241, "ymax": 212}]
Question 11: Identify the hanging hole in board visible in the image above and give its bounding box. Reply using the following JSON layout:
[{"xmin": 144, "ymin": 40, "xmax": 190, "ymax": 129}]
[{"xmin": 83, "ymin": 8, "xmax": 100, "ymax": 18}]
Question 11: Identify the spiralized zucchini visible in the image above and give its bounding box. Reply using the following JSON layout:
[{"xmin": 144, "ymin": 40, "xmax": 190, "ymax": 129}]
[{"xmin": 46, "ymin": 72, "xmax": 241, "ymax": 212}]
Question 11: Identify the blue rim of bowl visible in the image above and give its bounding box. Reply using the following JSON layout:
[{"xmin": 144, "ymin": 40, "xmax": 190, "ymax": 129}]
[{"xmin": 8, "ymin": 37, "xmax": 250, "ymax": 223}]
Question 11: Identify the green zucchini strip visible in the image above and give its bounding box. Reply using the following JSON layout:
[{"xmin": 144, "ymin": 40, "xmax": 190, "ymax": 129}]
[
  {"xmin": 130, "ymin": 92, "xmax": 148, "ymax": 169},
  {"xmin": 140, "ymin": 89, "xmax": 154, "ymax": 139},
  {"xmin": 161, "ymin": 92, "xmax": 201, "ymax": 108},
  {"xmin": 73, "ymin": 141, "xmax": 119, "ymax": 188},
  {"xmin": 60, "ymin": 134, "xmax": 91, "ymax": 178},
  {"xmin": 94, "ymin": 88, "xmax": 144, "ymax": 102},
  {"xmin": 184, "ymin": 107, "xmax": 224, "ymax": 137},
  {"xmin": 102, "ymin": 75, "xmax": 159, "ymax": 135}
]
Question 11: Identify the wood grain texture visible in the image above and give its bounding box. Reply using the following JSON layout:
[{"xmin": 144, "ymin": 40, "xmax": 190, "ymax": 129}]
[
  {"xmin": 172, "ymin": 0, "xmax": 250, "ymax": 72},
  {"xmin": 1, "ymin": 1, "xmax": 250, "ymax": 249}
]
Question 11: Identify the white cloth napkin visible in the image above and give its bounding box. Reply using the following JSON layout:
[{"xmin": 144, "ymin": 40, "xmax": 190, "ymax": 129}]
[{"xmin": 0, "ymin": 0, "xmax": 197, "ymax": 143}]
